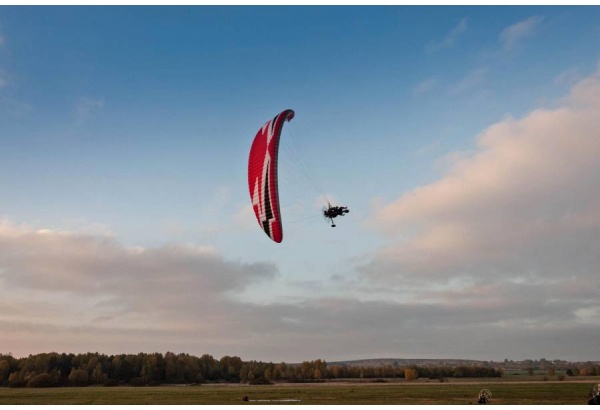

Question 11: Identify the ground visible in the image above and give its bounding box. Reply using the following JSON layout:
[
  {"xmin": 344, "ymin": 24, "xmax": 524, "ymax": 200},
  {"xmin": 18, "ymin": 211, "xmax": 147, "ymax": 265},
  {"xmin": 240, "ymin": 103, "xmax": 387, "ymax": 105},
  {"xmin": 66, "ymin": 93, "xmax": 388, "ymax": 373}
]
[{"xmin": 1, "ymin": 378, "xmax": 598, "ymax": 405}]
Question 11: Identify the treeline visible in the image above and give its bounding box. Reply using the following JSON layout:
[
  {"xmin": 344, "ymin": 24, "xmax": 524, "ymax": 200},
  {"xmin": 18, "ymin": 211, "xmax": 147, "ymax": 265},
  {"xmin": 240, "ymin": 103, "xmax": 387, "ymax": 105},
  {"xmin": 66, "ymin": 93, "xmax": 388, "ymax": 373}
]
[
  {"xmin": 0, "ymin": 352, "xmax": 506, "ymax": 388},
  {"xmin": 326, "ymin": 363, "xmax": 503, "ymax": 380}
]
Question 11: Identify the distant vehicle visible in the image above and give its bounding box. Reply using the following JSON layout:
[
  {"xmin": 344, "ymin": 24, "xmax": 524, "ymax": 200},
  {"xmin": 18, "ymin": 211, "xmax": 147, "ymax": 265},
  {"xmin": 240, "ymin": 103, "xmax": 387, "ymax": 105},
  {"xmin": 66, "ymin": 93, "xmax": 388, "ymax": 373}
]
[
  {"xmin": 589, "ymin": 384, "xmax": 600, "ymax": 405},
  {"xmin": 478, "ymin": 389, "xmax": 492, "ymax": 404}
]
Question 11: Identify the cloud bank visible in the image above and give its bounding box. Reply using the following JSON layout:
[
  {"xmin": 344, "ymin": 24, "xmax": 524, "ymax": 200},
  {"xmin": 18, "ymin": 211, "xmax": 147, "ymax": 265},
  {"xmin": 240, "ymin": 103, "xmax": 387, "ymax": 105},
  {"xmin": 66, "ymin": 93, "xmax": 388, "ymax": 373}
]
[
  {"xmin": 364, "ymin": 66, "xmax": 600, "ymax": 342},
  {"xmin": 0, "ymin": 221, "xmax": 280, "ymax": 357}
]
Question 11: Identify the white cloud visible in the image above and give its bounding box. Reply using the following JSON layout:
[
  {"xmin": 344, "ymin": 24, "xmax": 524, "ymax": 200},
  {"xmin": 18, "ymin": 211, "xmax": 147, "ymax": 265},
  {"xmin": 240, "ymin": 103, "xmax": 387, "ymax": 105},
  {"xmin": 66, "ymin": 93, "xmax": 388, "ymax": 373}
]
[
  {"xmin": 426, "ymin": 18, "xmax": 467, "ymax": 53},
  {"xmin": 364, "ymin": 65, "xmax": 600, "ymax": 306},
  {"xmin": 499, "ymin": 16, "xmax": 543, "ymax": 51}
]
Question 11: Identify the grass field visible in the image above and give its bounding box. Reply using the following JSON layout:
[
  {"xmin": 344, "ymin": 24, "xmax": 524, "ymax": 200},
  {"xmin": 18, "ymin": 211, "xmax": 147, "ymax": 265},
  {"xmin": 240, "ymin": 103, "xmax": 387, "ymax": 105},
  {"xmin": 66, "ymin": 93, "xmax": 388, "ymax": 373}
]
[{"xmin": 0, "ymin": 380, "xmax": 597, "ymax": 405}]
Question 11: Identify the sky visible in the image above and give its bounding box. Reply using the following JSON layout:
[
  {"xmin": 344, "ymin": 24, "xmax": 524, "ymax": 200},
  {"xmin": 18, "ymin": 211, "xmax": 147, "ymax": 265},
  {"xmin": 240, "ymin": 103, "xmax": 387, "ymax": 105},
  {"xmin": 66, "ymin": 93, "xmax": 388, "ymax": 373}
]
[{"xmin": 1, "ymin": 5, "xmax": 600, "ymax": 363}]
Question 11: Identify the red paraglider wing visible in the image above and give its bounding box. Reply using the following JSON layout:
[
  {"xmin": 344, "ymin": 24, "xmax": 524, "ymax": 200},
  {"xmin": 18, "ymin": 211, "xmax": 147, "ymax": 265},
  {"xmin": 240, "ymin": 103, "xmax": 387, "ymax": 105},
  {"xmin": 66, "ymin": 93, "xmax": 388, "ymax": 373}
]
[{"xmin": 248, "ymin": 109, "xmax": 295, "ymax": 243}]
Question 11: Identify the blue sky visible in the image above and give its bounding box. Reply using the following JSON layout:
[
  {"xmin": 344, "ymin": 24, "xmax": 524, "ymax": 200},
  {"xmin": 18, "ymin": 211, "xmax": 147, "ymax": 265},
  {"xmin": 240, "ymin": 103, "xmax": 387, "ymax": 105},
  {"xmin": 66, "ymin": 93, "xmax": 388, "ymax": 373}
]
[{"xmin": 1, "ymin": 6, "xmax": 600, "ymax": 362}]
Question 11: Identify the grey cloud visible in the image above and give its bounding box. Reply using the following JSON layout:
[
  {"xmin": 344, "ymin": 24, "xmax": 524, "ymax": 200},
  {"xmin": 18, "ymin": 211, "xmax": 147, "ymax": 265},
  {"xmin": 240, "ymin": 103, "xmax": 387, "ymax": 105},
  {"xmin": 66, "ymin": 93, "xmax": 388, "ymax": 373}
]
[
  {"xmin": 0, "ymin": 226, "xmax": 275, "ymax": 296},
  {"xmin": 1, "ymin": 229, "xmax": 597, "ymax": 362},
  {"xmin": 0, "ymin": 223, "xmax": 278, "ymax": 341}
]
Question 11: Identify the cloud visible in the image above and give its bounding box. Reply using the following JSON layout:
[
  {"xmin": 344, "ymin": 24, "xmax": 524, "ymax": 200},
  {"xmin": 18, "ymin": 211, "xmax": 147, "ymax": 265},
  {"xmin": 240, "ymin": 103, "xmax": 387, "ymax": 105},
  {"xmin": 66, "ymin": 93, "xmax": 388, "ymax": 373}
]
[
  {"xmin": 554, "ymin": 67, "xmax": 582, "ymax": 87},
  {"xmin": 449, "ymin": 68, "xmax": 486, "ymax": 94},
  {"xmin": 499, "ymin": 16, "xmax": 543, "ymax": 51},
  {"xmin": 0, "ymin": 221, "xmax": 275, "ymax": 295},
  {"xmin": 413, "ymin": 78, "xmax": 439, "ymax": 96},
  {"xmin": 1, "ymin": 215, "xmax": 599, "ymax": 361},
  {"xmin": 2, "ymin": 287, "xmax": 598, "ymax": 361},
  {"xmin": 365, "ymin": 65, "xmax": 600, "ymax": 299},
  {"xmin": 426, "ymin": 18, "xmax": 467, "ymax": 53},
  {"xmin": 0, "ymin": 221, "xmax": 279, "ymax": 353}
]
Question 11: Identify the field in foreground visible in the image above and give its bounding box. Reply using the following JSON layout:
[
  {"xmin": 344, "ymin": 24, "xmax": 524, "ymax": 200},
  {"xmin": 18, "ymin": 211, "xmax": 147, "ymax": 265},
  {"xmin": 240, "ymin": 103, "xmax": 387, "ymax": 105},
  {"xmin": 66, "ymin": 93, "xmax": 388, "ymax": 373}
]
[{"xmin": 0, "ymin": 381, "xmax": 597, "ymax": 405}]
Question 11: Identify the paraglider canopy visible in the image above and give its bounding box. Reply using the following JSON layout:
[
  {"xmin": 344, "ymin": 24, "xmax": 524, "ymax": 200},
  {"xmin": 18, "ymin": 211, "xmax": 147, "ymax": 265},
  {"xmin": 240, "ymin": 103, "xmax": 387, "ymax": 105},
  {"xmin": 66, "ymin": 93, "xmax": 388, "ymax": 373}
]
[
  {"xmin": 247, "ymin": 109, "xmax": 350, "ymax": 242},
  {"xmin": 248, "ymin": 109, "xmax": 294, "ymax": 243}
]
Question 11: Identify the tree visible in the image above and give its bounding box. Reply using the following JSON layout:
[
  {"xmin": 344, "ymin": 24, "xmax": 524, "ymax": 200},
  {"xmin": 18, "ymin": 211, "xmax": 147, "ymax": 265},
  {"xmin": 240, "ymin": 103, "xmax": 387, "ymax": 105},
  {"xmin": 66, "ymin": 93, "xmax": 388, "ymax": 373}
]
[
  {"xmin": 68, "ymin": 368, "xmax": 89, "ymax": 387},
  {"xmin": 8, "ymin": 371, "xmax": 26, "ymax": 388},
  {"xmin": 264, "ymin": 368, "xmax": 272, "ymax": 381},
  {"xmin": 27, "ymin": 373, "xmax": 56, "ymax": 388},
  {"xmin": 314, "ymin": 368, "xmax": 322, "ymax": 379},
  {"xmin": 239, "ymin": 365, "xmax": 249, "ymax": 383},
  {"xmin": 87, "ymin": 357, "xmax": 99, "ymax": 373},
  {"xmin": 581, "ymin": 367, "xmax": 596, "ymax": 376},
  {"xmin": 220, "ymin": 356, "xmax": 243, "ymax": 382},
  {"xmin": 331, "ymin": 365, "xmax": 342, "ymax": 379},
  {"xmin": 405, "ymin": 368, "xmax": 418, "ymax": 381},
  {"xmin": 91, "ymin": 363, "xmax": 108, "ymax": 385},
  {"xmin": 382, "ymin": 365, "xmax": 395, "ymax": 378},
  {"xmin": 0, "ymin": 359, "xmax": 10, "ymax": 385},
  {"xmin": 164, "ymin": 352, "xmax": 182, "ymax": 384},
  {"xmin": 141, "ymin": 354, "xmax": 163, "ymax": 384}
]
